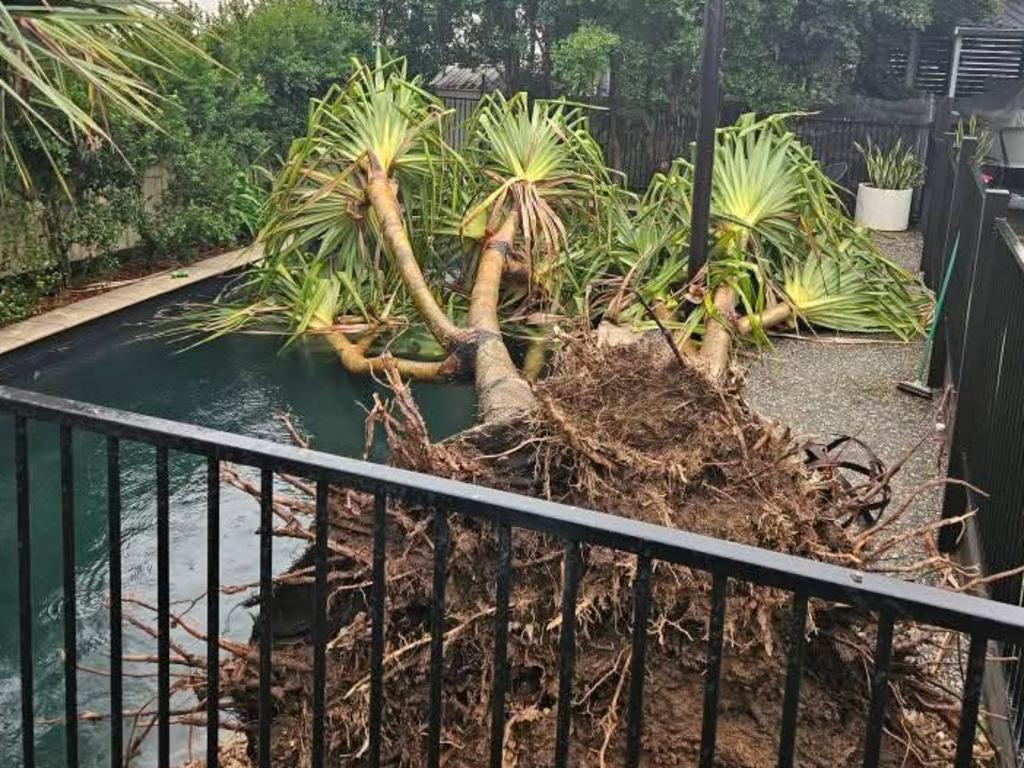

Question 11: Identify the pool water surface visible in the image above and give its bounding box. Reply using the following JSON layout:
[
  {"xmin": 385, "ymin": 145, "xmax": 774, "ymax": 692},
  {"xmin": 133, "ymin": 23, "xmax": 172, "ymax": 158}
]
[{"xmin": 0, "ymin": 302, "xmax": 476, "ymax": 766}]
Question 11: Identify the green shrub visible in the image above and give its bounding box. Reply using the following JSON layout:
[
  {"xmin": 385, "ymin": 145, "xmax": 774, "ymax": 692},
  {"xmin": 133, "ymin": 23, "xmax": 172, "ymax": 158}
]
[{"xmin": 0, "ymin": 268, "xmax": 62, "ymax": 326}]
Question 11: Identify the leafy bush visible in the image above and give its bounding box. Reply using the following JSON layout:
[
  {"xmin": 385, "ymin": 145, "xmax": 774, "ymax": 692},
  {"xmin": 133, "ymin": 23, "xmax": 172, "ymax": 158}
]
[
  {"xmin": 551, "ymin": 23, "xmax": 620, "ymax": 98},
  {"xmin": 0, "ymin": 268, "xmax": 62, "ymax": 326},
  {"xmin": 0, "ymin": 0, "xmax": 371, "ymax": 279}
]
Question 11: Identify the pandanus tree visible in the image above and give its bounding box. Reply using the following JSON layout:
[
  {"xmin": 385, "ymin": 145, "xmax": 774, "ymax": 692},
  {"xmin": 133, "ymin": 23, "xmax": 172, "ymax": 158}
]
[
  {"xmin": 631, "ymin": 114, "xmax": 929, "ymax": 380},
  {"xmin": 190, "ymin": 55, "xmax": 614, "ymax": 423},
  {"xmin": 185, "ymin": 61, "xmax": 928, "ymax": 417}
]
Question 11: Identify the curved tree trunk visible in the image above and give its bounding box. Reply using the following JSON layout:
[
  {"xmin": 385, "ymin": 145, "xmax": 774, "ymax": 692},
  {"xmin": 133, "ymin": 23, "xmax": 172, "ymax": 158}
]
[
  {"xmin": 736, "ymin": 302, "xmax": 792, "ymax": 336},
  {"xmin": 325, "ymin": 331, "xmax": 456, "ymax": 380},
  {"xmin": 469, "ymin": 215, "xmax": 536, "ymax": 423},
  {"xmin": 364, "ymin": 163, "xmax": 466, "ymax": 350}
]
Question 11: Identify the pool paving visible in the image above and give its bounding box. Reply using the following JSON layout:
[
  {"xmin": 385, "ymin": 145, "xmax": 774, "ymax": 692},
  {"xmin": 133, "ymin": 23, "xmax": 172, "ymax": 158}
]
[{"xmin": 0, "ymin": 244, "xmax": 264, "ymax": 356}]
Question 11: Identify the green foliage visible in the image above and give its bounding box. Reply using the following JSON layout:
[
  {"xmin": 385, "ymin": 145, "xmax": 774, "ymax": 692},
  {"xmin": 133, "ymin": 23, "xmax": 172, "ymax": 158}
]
[
  {"xmin": 856, "ymin": 138, "xmax": 926, "ymax": 190},
  {"xmin": 209, "ymin": 0, "xmax": 373, "ymax": 156},
  {"xmin": 0, "ymin": 268, "xmax": 61, "ymax": 326},
  {"xmin": 181, "ymin": 55, "xmax": 927, "ymax": 362},
  {"xmin": 2, "ymin": 0, "xmax": 372, "ymax": 277},
  {"xmin": 0, "ymin": 0, "xmax": 204, "ymax": 192},
  {"xmin": 638, "ymin": 114, "xmax": 929, "ymax": 340},
  {"xmin": 954, "ymin": 116, "xmax": 994, "ymax": 166},
  {"xmin": 551, "ymin": 23, "xmax": 620, "ymax": 97}
]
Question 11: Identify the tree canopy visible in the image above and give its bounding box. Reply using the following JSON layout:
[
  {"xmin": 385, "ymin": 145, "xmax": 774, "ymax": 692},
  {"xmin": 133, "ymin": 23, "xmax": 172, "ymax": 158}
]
[{"xmin": 325, "ymin": 0, "xmax": 1001, "ymax": 111}]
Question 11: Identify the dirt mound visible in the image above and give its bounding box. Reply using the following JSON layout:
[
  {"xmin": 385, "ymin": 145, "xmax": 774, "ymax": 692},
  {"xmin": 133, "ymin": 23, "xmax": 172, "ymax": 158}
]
[{"xmin": 206, "ymin": 339, "xmax": 973, "ymax": 767}]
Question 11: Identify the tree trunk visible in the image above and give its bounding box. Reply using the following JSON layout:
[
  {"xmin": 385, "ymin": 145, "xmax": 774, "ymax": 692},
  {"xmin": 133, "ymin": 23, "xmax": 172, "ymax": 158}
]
[
  {"xmin": 735, "ymin": 302, "xmax": 792, "ymax": 335},
  {"xmin": 698, "ymin": 285, "xmax": 736, "ymax": 383},
  {"xmin": 324, "ymin": 331, "xmax": 456, "ymax": 380},
  {"xmin": 469, "ymin": 215, "xmax": 536, "ymax": 423},
  {"xmin": 364, "ymin": 163, "xmax": 467, "ymax": 351}
]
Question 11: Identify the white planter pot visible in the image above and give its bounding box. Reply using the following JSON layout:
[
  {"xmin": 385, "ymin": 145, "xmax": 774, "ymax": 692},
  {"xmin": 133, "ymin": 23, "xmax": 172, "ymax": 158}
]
[{"xmin": 854, "ymin": 184, "xmax": 914, "ymax": 232}]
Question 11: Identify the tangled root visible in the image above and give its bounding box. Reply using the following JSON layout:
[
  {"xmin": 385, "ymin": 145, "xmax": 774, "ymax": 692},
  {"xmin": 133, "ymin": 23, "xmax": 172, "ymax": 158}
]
[{"xmin": 196, "ymin": 337, "xmax": 988, "ymax": 767}]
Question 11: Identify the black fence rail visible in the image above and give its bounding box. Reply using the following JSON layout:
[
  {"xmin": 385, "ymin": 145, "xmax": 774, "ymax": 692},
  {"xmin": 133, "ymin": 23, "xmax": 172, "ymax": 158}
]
[
  {"xmin": 923, "ymin": 115, "xmax": 1024, "ymax": 762},
  {"xmin": 936, "ymin": 215, "xmax": 1024, "ymax": 763},
  {"xmin": 4, "ymin": 385, "xmax": 1024, "ymax": 767}
]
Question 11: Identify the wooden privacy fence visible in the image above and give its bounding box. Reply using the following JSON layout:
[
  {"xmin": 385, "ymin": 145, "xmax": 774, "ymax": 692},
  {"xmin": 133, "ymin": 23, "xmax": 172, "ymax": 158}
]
[
  {"xmin": 437, "ymin": 93, "xmax": 933, "ymax": 202},
  {"xmin": 923, "ymin": 127, "xmax": 1024, "ymax": 764}
]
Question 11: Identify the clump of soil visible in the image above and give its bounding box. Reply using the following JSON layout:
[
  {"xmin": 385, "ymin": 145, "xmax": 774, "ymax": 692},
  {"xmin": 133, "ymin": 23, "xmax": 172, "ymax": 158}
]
[{"xmin": 204, "ymin": 338, "xmax": 975, "ymax": 767}]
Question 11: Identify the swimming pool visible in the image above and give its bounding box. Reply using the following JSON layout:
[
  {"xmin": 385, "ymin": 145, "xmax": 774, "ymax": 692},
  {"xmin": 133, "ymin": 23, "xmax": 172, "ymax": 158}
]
[{"xmin": 0, "ymin": 285, "xmax": 476, "ymax": 766}]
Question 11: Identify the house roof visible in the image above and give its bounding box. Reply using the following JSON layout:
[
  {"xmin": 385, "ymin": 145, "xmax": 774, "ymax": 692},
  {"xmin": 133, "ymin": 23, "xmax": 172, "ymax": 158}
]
[
  {"xmin": 430, "ymin": 65, "xmax": 503, "ymax": 93},
  {"xmin": 997, "ymin": 0, "xmax": 1024, "ymax": 29}
]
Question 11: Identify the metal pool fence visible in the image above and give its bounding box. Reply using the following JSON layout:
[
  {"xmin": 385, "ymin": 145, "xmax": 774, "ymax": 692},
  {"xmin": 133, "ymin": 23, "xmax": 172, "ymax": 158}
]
[
  {"xmin": 3, "ymin": 385, "xmax": 1024, "ymax": 767},
  {"xmin": 922, "ymin": 119, "xmax": 1024, "ymax": 763}
]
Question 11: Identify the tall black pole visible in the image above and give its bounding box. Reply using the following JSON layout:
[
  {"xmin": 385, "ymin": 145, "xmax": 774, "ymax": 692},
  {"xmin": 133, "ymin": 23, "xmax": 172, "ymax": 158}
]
[{"xmin": 688, "ymin": 0, "xmax": 725, "ymax": 279}]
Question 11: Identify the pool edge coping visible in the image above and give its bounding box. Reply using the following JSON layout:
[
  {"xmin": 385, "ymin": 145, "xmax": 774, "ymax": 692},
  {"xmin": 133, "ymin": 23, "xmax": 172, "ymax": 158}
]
[{"xmin": 0, "ymin": 244, "xmax": 264, "ymax": 357}]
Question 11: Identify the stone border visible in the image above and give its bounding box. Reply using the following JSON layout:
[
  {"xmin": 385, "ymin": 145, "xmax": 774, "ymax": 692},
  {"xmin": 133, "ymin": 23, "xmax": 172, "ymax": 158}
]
[{"xmin": 0, "ymin": 244, "xmax": 263, "ymax": 357}]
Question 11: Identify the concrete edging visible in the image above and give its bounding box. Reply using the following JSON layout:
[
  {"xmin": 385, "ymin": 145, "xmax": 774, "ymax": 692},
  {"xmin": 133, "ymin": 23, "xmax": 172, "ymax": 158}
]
[{"xmin": 0, "ymin": 244, "xmax": 263, "ymax": 357}]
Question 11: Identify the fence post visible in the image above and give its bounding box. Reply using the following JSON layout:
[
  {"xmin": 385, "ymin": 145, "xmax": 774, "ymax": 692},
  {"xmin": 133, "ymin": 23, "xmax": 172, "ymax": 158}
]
[
  {"xmin": 687, "ymin": 0, "xmax": 725, "ymax": 278},
  {"xmin": 921, "ymin": 135, "xmax": 953, "ymax": 289},
  {"xmin": 938, "ymin": 204, "xmax": 1006, "ymax": 554},
  {"xmin": 953, "ymin": 187, "xmax": 1010, "ymax": 390},
  {"xmin": 927, "ymin": 136, "xmax": 977, "ymax": 388}
]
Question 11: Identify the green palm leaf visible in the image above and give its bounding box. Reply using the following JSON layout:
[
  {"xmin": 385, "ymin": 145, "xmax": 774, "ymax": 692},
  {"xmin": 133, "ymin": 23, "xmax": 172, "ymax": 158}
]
[{"xmin": 1, "ymin": 1, "xmax": 206, "ymax": 190}]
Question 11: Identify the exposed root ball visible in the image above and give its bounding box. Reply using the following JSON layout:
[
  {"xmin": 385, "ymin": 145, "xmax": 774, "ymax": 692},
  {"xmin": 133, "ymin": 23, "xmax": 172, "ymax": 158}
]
[{"xmin": 209, "ymin": 339, "xmax": 980, "ymax": 767}]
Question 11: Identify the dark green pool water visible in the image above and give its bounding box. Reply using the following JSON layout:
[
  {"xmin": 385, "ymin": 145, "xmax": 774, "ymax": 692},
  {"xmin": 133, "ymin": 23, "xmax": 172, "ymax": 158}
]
[{"xmin": 0, "ymin": 311, "xmax": 476, "ymax": 766}]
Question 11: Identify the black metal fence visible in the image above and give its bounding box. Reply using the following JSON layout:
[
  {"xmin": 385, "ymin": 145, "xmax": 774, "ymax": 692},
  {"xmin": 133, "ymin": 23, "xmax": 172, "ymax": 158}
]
[
  {"xmin": 923, "ymin": 120, "xmax": 1024, "ymax": 762},
  {"xmin": 438, "ymin": 93, "xmax": 933, "ymax": 197},
  {"xmin": 4, "ymin": 385, "xmax": 1024, "ymax": 767}
]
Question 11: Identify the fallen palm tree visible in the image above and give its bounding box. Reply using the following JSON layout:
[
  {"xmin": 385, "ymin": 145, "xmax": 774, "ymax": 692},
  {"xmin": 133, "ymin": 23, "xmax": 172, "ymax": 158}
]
[
  {"xmin": 145, "ymin": 340, "xmax": 986, "ymax": 768},
  {"xmin": 618, "ymin": 114, "xmax": 930, "ymax": 382},
  {"xmin": 148, "ymin": 52, "xmax": 963, "ymax": 768},
  {"xmin": 171, "ymin": 57, "xmax": 930, "ymax": 412}
]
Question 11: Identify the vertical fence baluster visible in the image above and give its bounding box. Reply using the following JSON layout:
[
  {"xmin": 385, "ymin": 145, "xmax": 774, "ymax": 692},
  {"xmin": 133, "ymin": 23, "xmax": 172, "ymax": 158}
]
[
  {"xmin": 107, "ymin": 438, "xmax": 123, "ymax": 768},
  {"xmin": 488, "ymin": 524, "xmax": 512, "ymax": 768},
  {"xmin": 777, "ymin": 590, "xmax": 809, "ymax": 768},
  {"xmin": 369, "ymin": 492, "xmax": 387, "ymax": 768},
  {"xmin": 699, "ymin": 573, "xmax": 728, "ymax": 768},
  {"xmin": 311, "ymin": 476, "xmax": 329, "ymax": 768},
  {"xmin": 206, "ymin": 457, "xmax": 220, "ymax": 768},
  {"xmin": 61, "ymin": 424, "xmax": 79, "ymax": 768},
  {"xmin": 862, "ymin": 610, "xmax": 895, "ymax": 768},
  {"xmin": 554, "ymin": 541, "xmax": 581, "ymax": 768},
  {"xmin": 16, "ymin": 416, "xmax": 35, "ymax": 768},
  {"xmin": 259, "ymin": 468, "xmax": 273, "ymax": 768},
  {"xmin": 427, "ymin": 509, "xmax": 450, "ymax": 768},
  {"xmin": 624, "ymin": 554, "xmax": 653, "ymax": 768},
  {"xmin": 156, "ymin": 446, "xmax": 170, "ymax": 768},
  {"xmin": 954, "ymin": 634, "xmax": 988, "ymax": 767}
]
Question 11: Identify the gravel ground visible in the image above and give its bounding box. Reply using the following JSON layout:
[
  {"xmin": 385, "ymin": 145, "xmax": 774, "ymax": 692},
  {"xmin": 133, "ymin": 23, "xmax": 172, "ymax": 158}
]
[{"xmin": 743, "ymin": 230, "xmax": 945, "ymax": 567}]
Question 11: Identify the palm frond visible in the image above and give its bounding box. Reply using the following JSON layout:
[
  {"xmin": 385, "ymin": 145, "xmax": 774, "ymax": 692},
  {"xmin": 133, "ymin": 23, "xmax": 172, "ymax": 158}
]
[{"xmin": 1, "ymin": 1, "xmax": 207, "ymax": 190}]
